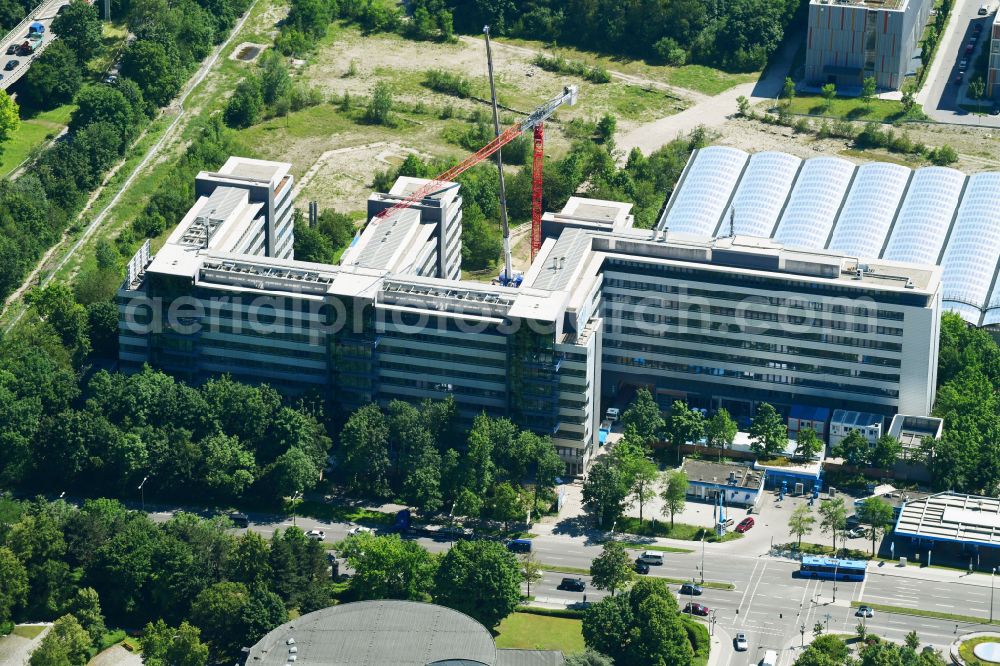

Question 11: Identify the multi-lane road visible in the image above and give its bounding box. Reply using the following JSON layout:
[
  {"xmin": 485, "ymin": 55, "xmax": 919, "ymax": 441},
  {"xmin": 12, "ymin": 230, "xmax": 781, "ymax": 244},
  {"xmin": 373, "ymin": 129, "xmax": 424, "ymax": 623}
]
[
  {"xmin": 145, "ymin": 503, "xmax": 990, "ymax": 666},
  {"xmin": 0, "ymin": 0, "xmax": 73, "ymax": 91}
]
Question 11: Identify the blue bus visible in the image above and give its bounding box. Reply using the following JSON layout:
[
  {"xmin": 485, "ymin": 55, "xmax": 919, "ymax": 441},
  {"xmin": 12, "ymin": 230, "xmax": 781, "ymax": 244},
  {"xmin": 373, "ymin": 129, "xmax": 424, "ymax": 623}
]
[{"xmin": 798, "ymin": 556, "xmax": 867, "ymax": 581}]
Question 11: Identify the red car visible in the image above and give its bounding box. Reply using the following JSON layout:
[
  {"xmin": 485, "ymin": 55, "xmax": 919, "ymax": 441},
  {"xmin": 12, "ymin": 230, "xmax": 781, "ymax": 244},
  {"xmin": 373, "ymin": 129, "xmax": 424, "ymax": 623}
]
[
  {"xmin": 955, "ymin": 71, "xmax": 965, "ymax": 85},
  {"xmin": 684, "ymin": 602, "xmax": 710, "ymax": 616},
  {"xmin": 966, "ymin": 43, "xmax": 975, "ymax": 54},
  {"xmin": 735, "ymin": 517, "xmax": 755, "ymax": 533}
]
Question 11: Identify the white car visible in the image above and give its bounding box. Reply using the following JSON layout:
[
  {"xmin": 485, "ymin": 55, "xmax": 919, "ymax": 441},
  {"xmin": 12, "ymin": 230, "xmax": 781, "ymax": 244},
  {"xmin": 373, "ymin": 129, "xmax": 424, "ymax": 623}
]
[
  {"xmin": 856, "ymin": 605, "xmax": 874, "ymax": 618},
  {"xmin": 306, "ymin": 529, "xmax": 326, "ymax": 541},
  {"xmin": 734, "ymin": 632, "xmax": 749, "ymax": 651},
  {"xmin": 348, "ymin": 526, "xmax": 373, "ymax": 536}
]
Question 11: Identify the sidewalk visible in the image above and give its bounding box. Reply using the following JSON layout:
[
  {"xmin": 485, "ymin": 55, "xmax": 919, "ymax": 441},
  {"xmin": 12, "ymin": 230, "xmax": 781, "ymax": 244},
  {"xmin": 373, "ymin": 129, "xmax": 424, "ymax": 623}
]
[
  {"xmin": 709, "ymin": 624, "xmax": 733, "ymax": 666},
  {"xmin": 865, "ymin": 560, "xmax": 999, "ymax": 589}
]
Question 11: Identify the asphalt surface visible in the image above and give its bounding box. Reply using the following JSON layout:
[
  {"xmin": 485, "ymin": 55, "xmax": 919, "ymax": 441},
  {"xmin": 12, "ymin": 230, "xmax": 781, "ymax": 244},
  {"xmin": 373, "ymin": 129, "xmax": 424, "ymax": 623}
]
[
  {"xmin": 919, "ymin": 0, "xmax": 1000, "ymax": 126},
  {"xmin": 0, "ymin": 0, "xmax": 73, "ymax": 91},
  {"xmin": 145, "ymin": 505, "xmax": 984, "ymax": 666}
]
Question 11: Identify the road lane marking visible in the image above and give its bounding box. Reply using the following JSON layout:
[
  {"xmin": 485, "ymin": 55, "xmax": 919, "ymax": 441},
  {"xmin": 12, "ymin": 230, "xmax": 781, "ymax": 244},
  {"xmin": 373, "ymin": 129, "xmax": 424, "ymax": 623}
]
[{"xmin": 740, "ymin": 561, "xmax": 769, "ymax": 628}]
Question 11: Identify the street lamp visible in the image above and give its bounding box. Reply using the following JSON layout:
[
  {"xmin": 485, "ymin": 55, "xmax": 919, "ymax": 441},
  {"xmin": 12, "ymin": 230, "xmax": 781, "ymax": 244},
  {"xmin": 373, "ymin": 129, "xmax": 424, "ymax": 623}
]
[
  {"xmin": 291, "ymin": 491, "xmax": 302, "ymax": 527},
  {"xmin": 992, "ymin": 567, "xmax": 997, "ymax": 623},
  {"xmin": 701, "ymin": 534, "xmax": 706, "ymax": 584},
  {"xmin": 138, "ymin": 475, "xmax": 149, "ymax": 513},
  {"xmin": 800, "ymin": 624, "xmax": 806, "ymax": 647},
  {"xmin": 710, "ymin": 610, "xmax": 717, "ymax": 636},
  {"xmin": 832, "ymin": 560, "xmax": 839, "ymax": 603}
]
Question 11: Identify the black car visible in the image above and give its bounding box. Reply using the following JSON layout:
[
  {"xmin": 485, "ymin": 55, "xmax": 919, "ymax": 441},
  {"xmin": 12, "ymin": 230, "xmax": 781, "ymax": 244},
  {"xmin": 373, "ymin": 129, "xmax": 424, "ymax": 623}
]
[
  {"xmin": 228, "ymin": 511, "xmax": 249, "ymax": 527},
  {"xmin": 558, "ymin": 577, "xmax": 586, "ymax": 592},
  {"xmin": 5, "ymin": 45, "xmax": 16, "ymax": 55},
  {"xmin": 634, "ymin": 559, "xmax": 650, "ymax": 574},
  {"xmin": 4, "ymin": 59, "xmax": 17, "ymax": 71},
  {"xmin": 679, "ymin": 583, "xmax": 703, "ymax": 596}
]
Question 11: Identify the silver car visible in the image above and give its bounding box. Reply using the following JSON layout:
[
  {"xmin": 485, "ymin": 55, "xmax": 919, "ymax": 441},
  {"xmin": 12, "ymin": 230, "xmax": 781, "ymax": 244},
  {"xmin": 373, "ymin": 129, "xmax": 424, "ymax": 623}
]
[{"xmin": 734, "ymin": 632, "xmax": 749, "ymax": 651}]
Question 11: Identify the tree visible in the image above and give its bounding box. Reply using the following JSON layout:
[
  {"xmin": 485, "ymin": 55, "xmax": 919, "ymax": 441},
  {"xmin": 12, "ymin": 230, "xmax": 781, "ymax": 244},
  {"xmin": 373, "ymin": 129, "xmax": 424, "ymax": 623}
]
[
  {"xmin": 856, "ymin": 620, "xmax": 868, "ymax": 642},
  {"xmin": 819, "ymin": 497, "xmax": 847, "ymax": 553},
  {"xmin": 834, "ymin": 430, "xmax": 870, "ymax": 467},
  {"xmin": 190, "ymin": 582, "xmax": 284, "ymax": 661},
  {"xmin": 201, "ymin": 433, "xmax": 256, "ymax": 499},
  {"xmin": 521, "ymin": 551, "xmax": 543, "ymax": 598},
  {"xmin": 338, "ymin": 403, "xmax": 390, "ymax": 496},
  {"xmin": 794, "ymin": 428, "xmax": 823, "ymax": 461},
  {"xmin": 460, "ymin": 202, "xmax": 501, "ymax": 269},
  {"xmin": 30, "ymin": 615, "xmax": 92, "ymax": 666},
  {"xmin": 625, "ymin": 453, "xmax": 660, "ymax": 523},
  {"xmin": 340, "ymin": 532, "xmax": 437, "ymax": 601},
  {"xmin": 224, "ymin": 76, "xmax": 264, "ymax": 128},
  {"xmin": 589, "ymin": 540, "xmax": 634, "ymax": 596},
  {"xmin": 65, "ymin": 587, "xmax": 105, "ymax": 644},
  {"xmin": 788, "ymin": 503, "xmax": 816, "ymax": 548},
  {"xmin": 0, "ymin": 547, "xmax": 28, "ymax": 623},
  {"xmin": 582, "ymin": 578, "xmax": 691, "ymax": 666},
  {"xmin": 595, "ymin": 114, "xmax": 617, "ymax": 144},
  {"xmin": 901, "ymin": 84, "xmax": 916, "ymax": 115},
  {"xmin": 21, "ymin": 41, "xmax": 82, "ymax": 110},
  {"xmin": 622, "ymin": 388, "xmax": 665, "ymax": 444},
  {"xmin": 293, "ymin": 223, "xmax": 334, "ymax": 262},
  {"xmin": 582, "ymin": 456, "xmax": 631, "ymax": 529},
  {"xmin": 142, "ymin": 620, "xmax": 209, "ymax": 666},
  {"xmin": 259, "ymin": 50, "xmax": 291, "ymax": 105},
  {"xmin": 930, "ymin": 144, "xmax": 958, "ymax": 166},
  {"xmin": 749, "ymin": 403, "xmax": 786, "ymax": 458},
  {"xmin": 0, "ymin": 90, "xmax": 18, "ymax": 151},
  {"xmin": 488, "ymin": 482, "xmax": 526, "ymax": 531},
  {"xmin": 861, "ymin": 76, "xmax": 877, "ymax": 109},
  {"xmin": 70, "ymin": 85, "xmax": 136, "ymax": 141},
  {"xmin": 121, "ymin": 39, "xmax": 182, "ymax": 107},
  {"xmin": 51, "ymin": 0, "xmax": 102, "ymax": 62},
  {"xmin": 265, "ymin": 446, "xmax": 319, "ymax": 498},
  {"xmin": 858, "ymin": 496, "xmax": 893, "ymax": 556},
  {"xmin": 869, "ymin": 435, "xmax": 902, "ymax": 470},
  {"xmin": 661, "ymin": 470, "xmax": 688, "ymax": 528},
  {"xmin": 433, "ymin": 539, "xmax": 521, "ymax": 628},
  {"xmin": 783, "ymin": 76, "xmax": 796, "ymax": 104},
  {"xmin": 737, "ymin": 95, "xmax": 750, "ymax": 116},
  {"xmin": 667, "ymin": 401, "xmax": 703, "ymax": 451},
  {"xmin": 970, "ymin": 77, "xmax": 986, "ymax": 116},
  {"xmin": 905, "ymin": 631, "xmax": 920, "ymax": 651},
  {"xmin": 404, "ymin": 444, "xmax": 443, "ymax": 515},
  {"xmin": 654, "ymin": 36, "xmax": 686, "ymax": 65},
  {"xmin": 821, "ymin": 83, "xmax": 837, "ymax": 110},
  {"xmin": 531, "ymin": 439, "xmax": 564, "ymax": 512},
  {"xmin": 365, "ymin": 81, "xmax": 393, "ymax": 125},
  {"xmin": 565, "ymin": 651, "xmax": 615, "ymax": 666},
  {"xmin": 704, "ymin": 408, "xmax": 737, "ymax": 461}
]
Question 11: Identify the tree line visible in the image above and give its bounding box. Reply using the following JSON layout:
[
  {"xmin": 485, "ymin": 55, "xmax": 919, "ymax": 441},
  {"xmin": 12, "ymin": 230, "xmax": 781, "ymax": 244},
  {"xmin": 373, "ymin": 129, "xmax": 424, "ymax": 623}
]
[
  {"xmin": 792, "ymin": 626, "xmax": 945, "ymax": 666},
  {"xmin": 333, "ymin": 399, "xmax": 565, "ymax": 524},
  {"xmin": 0, "ymin": 0, "xmax": 252, "ymax": 305},
  {"xmin": 0, "ymin": 496, "xmax": 330, "ymax": 663}
]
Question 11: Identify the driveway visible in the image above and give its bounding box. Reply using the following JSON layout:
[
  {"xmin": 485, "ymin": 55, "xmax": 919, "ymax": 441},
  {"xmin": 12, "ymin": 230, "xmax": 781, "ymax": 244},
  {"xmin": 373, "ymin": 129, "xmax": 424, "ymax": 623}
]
[{"xmin": 0, "ymin": 625, "xmax": 50, "ymax": 666}]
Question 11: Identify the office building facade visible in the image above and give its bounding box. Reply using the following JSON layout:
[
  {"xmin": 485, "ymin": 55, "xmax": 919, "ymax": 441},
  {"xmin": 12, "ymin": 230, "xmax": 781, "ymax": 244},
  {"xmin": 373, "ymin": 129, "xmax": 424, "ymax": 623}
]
[
  {"xmin": 120, "ymin": 157, "xmax": 944, "ymax": 475},
  {"xmin": 805, "ymin": 0, "xmax": 932, "ymax": 91}
]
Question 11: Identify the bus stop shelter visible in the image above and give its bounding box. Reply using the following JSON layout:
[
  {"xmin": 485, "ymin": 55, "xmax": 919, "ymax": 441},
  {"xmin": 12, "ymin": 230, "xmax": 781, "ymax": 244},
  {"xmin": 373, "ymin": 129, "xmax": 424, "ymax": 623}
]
[{"xmin": 893, "ymin": 492, "xmax": 1000, "ymax": 570}]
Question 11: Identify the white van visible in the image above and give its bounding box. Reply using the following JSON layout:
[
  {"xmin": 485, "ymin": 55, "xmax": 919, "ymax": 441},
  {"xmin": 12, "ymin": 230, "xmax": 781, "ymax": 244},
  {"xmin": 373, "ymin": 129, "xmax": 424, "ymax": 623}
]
[
  {"xmin": 761, "ymin": 650, "xmax": 778, "ymax": 666},
  {"xmin": 606, "ymin": 407, "xmax": 620, "ymax": 421},
  {"xmin": 638, "ymin": 551, "xmax": 664, "ymax": 565}
]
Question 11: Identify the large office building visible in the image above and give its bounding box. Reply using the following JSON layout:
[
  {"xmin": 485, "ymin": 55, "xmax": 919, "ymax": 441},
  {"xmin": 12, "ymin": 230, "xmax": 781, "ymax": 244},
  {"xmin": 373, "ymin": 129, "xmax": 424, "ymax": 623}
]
[
  {"xmin": 119, "ymin": 150, "xmax": 959, "ymax": 474},
  {"xmin": 804, "ymin": 0, "xmax": 932, "ymax": 91}
]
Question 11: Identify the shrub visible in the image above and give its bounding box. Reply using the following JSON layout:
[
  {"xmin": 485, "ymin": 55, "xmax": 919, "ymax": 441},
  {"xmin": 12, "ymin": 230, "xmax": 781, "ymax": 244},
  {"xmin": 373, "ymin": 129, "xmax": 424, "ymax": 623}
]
[
  {"xmin": 929, "ymin": 144, "xmax": 958, "ymax": 166},
  {"xmin": 424, "ymin": 69, "xmax": 473, "ymax": 98}
]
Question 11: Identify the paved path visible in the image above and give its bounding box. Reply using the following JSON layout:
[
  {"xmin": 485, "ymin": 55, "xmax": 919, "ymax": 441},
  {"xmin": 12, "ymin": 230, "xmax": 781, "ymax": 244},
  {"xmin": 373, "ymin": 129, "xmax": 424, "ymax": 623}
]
[
  {"xmin": 0, "ymin": 625, "xmax": 50, "ymax": 666},
  {"xmin": 615, "ymin": 38, "xmax": 799, "ymax": 160}
]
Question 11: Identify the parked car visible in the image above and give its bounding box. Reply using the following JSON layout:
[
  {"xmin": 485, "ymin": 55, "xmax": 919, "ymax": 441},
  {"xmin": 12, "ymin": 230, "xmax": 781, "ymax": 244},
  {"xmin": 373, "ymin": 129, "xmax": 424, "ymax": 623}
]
[
  {"xmin": 734, "ymin": 632, "xmax": 749, "ymax": 651},
  {"xmin": 634, "ymin": 559, "xmax": 650, "ymax": 575},
  {"xmin": 974, "ymin": 22, "xmax": 984, "ymax": 34},
  {"xmin": 228, "ymin": 511, "xmax": 249, "ymax": 528},
  {"xmin": 507, "ymin": 538, "xmax": 532, "ymax": 553},
  {"xmin": 965, "ymin": 43, "xmax": 975, "ymax": 54},
  {"xmin": 735, "ymin": 517, "xmax": 755, "ymax": 533},
  {"xmin": 960, "ymin": 58, "xmax": 968, "ymax": 69},
  {"xmin": 637, "ymin": 551, "xmax": 664, "ymax": 565},
  {"xmin": 558, "ymin": 577, "xmax": 586, "ymax": 592},
  {"xmin": 683, "ymin": 602, "xmax": 710, "ymax": 616},
  {"xmin": 605, "ymin": 407, "xmax": 620, "ymax": 421},
  {"xmin": 305, "ymin": 529, "xmax": 326, "ymax": 541},
  {"xmin": 955, "ymin": 71, "xmax": 965, "ymax": 85},
  {"xmin": 5, "ymin": 44, "xmax": 15, "ymax": 55},
  {"xmin": 348, "ymin": 525, "xmax": 372, "ymax": 536},
  {"xmin": 856, "ymin": 605, "xmax": 875, "ymax": 618},
  {"xmin": 4, "ymin": 60, "xmax": 17, "ymax": 71},
  {"xmin": 679, "ymin": 583, "xmax": 703, "ymax": 596},
  {"xmin": 846, "ymin": 527, "xmax": 866, "ymax": 539},
  {"xmin": 979, "ymin": 3, "xmax": 989, "ymax": 15}
]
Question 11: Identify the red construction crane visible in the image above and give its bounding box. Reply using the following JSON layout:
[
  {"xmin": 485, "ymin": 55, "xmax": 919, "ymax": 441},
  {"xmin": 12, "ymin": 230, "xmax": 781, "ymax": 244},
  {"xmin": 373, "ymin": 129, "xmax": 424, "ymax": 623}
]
[{"xmin": 374, "ymin": 84, "xmax": 579, "ymax": 281}]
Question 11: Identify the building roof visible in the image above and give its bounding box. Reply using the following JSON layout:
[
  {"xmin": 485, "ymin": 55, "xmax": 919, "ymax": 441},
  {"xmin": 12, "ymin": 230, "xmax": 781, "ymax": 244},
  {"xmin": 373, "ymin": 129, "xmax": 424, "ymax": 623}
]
[
  {"xmin": 657, "ymin": 146, "xmax": 1000, "ymax": 325},
  {"xmin": 888, "ymin": 414, "xmax": 943, "ymax": 450},
  {"xmin": 830, "ymin": 410, "xmax": 885, "ymax": 429},
  {"xmin": 245, "ymin": 601, "xmax": 499, "ymax": 666},
  {"xmin": 683, "ymin": 460, "xmax": 763, "ymax": 490},
  {"xmin": 810, "ymin": 0, "xmax": 906, "ymax": 10},
  {"xmin": 895, "ymin": 492, "xmax": 1000, "ymax": 547}
]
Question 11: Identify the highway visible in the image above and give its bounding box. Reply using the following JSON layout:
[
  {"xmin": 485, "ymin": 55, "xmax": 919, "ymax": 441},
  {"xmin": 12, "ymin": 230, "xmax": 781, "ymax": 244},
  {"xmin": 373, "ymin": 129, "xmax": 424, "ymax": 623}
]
[
  {"xmin": 0, "ymin": 0, "xmax": 73, "ymax": 92},
  {"xmin": 143, "ymin": 504, "xmax": 985, "ymax": 666}
]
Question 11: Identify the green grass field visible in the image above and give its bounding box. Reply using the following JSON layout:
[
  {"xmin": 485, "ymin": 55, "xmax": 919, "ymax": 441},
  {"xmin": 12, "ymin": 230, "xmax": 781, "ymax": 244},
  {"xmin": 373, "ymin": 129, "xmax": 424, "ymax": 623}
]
[
  {"xmin": 618, "ymin": 517, "xmax": 744, "ymax": 543},
  {"xmin": 785, "ymin": 95, "xmax": 915, "ymax": 123},
  {"xmin": 0, "ymin": 104, "xmax": 75, "ymax": 178},
  {"xmin": 11, "ymin": 625, "xmax": 46, "ymax": 639},
  {"xmin": 494, "ymin": 612, "xmax": 586, "ymax": 653}
]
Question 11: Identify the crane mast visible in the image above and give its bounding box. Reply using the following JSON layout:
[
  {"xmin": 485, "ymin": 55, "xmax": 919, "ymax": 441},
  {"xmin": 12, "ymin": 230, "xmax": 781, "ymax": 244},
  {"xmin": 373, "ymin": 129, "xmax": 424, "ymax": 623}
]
[{"xmin": 483, "ymin": 25, "xmax": 514, "ymax": 286}]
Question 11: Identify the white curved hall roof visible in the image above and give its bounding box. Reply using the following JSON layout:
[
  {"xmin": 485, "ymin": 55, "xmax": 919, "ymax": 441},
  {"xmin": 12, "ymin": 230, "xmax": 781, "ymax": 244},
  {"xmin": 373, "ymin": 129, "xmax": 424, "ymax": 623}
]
[{"xmin": 657, "ymin": 147, "xmax": 1000, "ymax": 326}]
